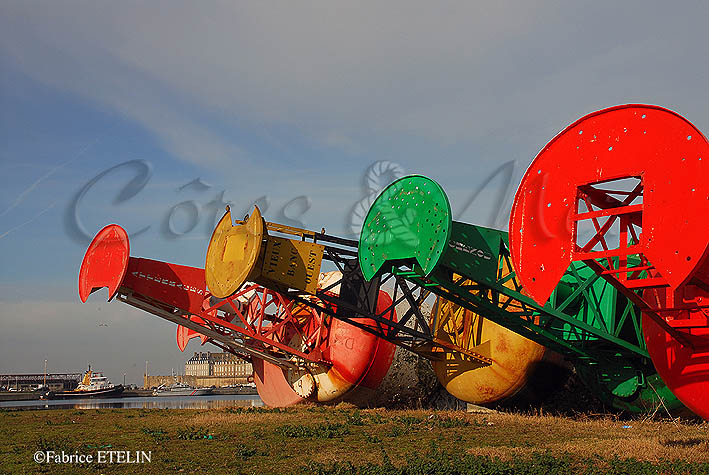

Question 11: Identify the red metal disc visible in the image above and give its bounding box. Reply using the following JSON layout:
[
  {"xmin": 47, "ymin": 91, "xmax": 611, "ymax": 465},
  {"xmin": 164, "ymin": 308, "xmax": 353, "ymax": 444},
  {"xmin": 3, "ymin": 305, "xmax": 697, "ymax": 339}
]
[
  {"xmin": 509, "ymin": 105, "xmax": 709, "ymax": 305},
  {"xmin": 509, "ymin": 104, "xmax": 709, "ymax": 419},
  {"xmin": 253, "ymin": 358, "xmax": 305, "ymax": 407},
  {"xmin": 252, "ymin": 277, "xmax": 397, "ymax": 406},
  {"xmin": 643, "ymin": 281, "xmax": 709, "ymax": 419},
  {"xmin": 78, "ymin": 224, "xmax": 130, "ymax": 302}
]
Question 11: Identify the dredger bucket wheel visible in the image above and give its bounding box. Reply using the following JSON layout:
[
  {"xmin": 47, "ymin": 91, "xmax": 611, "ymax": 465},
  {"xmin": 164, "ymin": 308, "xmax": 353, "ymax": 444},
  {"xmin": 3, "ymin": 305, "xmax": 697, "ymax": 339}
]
[
  {"xmin": 78, "ymin": 224, "xmax": 397, "ymax": 407},
  {"xmin": 358, "ymin": 173, "xmax": 686, "ymax": 414},
  {"xmin": 510, "ymin": 104, "xmax": 709, "ymax": 419}
]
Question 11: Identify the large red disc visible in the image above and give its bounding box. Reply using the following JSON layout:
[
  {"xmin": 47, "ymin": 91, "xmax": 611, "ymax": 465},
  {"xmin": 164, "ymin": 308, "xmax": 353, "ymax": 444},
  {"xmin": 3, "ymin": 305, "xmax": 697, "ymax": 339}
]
[
  {"xmin": 643, "ymin": 284, "xmax": 709, "ymax": 419},
  {"xmin": 509, "ymin": 105, "xmax": 709, "ymax": 306}
]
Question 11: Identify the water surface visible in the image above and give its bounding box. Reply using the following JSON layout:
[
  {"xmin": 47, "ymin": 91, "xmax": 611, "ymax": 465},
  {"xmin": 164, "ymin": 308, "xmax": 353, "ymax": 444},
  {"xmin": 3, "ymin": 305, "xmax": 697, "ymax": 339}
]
[{"xmin": 0, "ymin": 394, "xmax": 263, "ymax": 410}]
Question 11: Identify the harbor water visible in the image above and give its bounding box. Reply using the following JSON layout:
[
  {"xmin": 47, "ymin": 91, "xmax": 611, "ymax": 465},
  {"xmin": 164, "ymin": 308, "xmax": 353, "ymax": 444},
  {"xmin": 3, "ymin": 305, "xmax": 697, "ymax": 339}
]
[{"xmin": 0, "ymin": 394, "xmax": 263, "ymax": 410}]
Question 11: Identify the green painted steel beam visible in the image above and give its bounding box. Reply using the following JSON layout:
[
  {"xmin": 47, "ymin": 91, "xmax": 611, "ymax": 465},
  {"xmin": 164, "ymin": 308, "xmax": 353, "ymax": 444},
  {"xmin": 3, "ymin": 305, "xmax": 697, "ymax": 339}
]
[{"xmin": 360, "ymin": 175, "xmax": 651, "ymax": 365}]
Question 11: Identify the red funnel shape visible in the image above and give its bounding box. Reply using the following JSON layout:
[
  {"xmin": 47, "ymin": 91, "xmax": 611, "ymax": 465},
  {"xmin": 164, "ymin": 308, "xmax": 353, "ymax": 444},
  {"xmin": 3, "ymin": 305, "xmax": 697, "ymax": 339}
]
[
  {"xmin": 79, "ymin": 225, "xmax": 207, "ymax": 314},
  {"xmin": 176, "ymin": 316, "xmax": 210, "ymax": 352},
  {"xmin": 79, "ymin": 225, "xmax": 130, "ymax": 302}
]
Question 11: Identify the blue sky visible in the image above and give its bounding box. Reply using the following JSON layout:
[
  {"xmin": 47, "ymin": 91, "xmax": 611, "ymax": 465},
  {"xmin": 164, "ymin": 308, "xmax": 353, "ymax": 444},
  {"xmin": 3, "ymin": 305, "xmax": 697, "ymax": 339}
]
[{"xmin": 1, "ymin": 1, "xmax": 708, "ymax": 385}]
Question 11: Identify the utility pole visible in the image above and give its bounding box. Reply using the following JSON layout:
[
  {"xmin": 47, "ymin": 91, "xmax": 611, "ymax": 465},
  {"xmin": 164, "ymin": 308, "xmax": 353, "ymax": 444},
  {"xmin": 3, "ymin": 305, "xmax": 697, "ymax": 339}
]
[
  {"xmin": 123, "ymin": 373, "xmax": 126, "ymax": 387},
  {"xmin": 43, "ymin": 359, "xmax": 47, "ymax": 388}
]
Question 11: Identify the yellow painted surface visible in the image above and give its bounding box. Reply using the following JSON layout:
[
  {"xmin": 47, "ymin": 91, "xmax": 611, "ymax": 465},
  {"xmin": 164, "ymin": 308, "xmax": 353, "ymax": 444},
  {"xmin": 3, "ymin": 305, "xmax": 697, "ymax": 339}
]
[
  {"xmin": 261, "ymin": 237, "xmax": 323, "ymax": 294},
  {"xmin": 431, "ymin": 297, "xmax": 546, "ymax": 404},
  {"xmin": 431, "ymin": 258, "xmax": 548, "ymax": 405},
  {"xmin": 206, "ymin": 206, "xmax": 325, "ymax": 297},
  {"xmin": 205, "ymin": 207, "xmax": 264, "ymax": 298}
]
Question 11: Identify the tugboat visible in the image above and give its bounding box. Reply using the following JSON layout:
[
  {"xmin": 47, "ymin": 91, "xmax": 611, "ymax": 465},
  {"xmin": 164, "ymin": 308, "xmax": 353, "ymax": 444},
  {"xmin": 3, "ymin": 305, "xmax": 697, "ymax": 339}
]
[{"xmin": 45, "ymin": 367, "xmax": 124, "ymax": 399}]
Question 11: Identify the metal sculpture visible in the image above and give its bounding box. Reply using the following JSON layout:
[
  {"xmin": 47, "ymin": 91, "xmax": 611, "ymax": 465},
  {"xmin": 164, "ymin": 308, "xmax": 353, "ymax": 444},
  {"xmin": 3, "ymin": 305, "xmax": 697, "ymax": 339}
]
[
  {"xmin": 358, "ymin": 174, "xmax": 683, "ymax": 413},
  {"xmin": 510, "ymin": 104, "xmax": 709, "ymax": 419},
  {"xmin": 79, "ymin": 224, "xmax": 397, "ymax": 406},
  {"xmin": 203, "ymin": 207, "xmax": 494, "ymax": 366},
  {"xmin": 77, "ymin": 102, "xmax": 709, "ymax": 416},
  {"xmin": 203, "ymin": 201, "xmax": 572, "ymax": 407},
  {"xmin": 198, "ymin": 205, "xmax": 564, "ymax": 407}
]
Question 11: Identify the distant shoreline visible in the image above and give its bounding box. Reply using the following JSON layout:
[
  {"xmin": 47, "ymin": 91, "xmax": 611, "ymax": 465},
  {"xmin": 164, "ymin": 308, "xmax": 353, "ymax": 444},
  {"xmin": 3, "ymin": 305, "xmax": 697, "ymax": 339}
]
[{"xmin": 0, "ymin": 386, "xmax": 257, "ymax": 402}]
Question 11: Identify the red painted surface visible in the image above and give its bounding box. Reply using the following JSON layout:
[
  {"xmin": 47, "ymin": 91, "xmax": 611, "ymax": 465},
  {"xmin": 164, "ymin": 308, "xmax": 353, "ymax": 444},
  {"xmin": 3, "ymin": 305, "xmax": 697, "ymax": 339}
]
[
  {"xmin": 351, "ymin": 290, "xmax": 397, "ymax": 390},
  {"xmin": 176, "ymin": 314, "xmax": 210, "ymax": 352},
  {"xmin": 122, "ymin": 258, "xmax": 207, "ymax": 315},
  {"xmin": 252, "ymin": 358, "xmax": 305, "ymax": 407},
  {"xmin": 643, "ymin": 278, "xmax": 709, "ymax": 420},
  {"xmin": 79, "ymin": 225, "xmax": 208, "ymax": 314},
  {"xmin": 176, "ymin": 297, "xmax": 230, "ymax": 352},
  {"xmin": 177, "ymin": 321, "xmax": 205, "ymax": 352},
  {"xmin": 509, "ymin": 104, "xmax": 709, "ymax": 419},
  {"xmin": 510, "ymin": 105, "xmax": 709, "ymax": 305},
  {"xmin": 78, "ymin": 224, "xmax": 130, "ymax": 302}
]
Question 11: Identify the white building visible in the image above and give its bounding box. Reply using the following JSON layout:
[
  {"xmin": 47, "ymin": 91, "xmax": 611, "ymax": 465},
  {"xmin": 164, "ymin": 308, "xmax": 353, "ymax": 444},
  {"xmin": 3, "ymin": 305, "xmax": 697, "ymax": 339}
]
[{"xmin": 184, "ymin": 352, "xmax": 252, "ymax": 378}]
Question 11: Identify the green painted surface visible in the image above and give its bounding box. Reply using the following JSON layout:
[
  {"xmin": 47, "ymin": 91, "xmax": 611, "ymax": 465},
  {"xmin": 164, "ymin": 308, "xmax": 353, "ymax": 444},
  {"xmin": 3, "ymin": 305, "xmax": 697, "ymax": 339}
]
[
  {"xmin": 359, "ymin": 175, "xmax": 452, "ymax": 281},
  {"xmin": 547, "ymin": 264, "xmax": 619, "ymax": 342},
  {"xmin": 443, "ymin": 222, "xmax": 505, "ymax": 287},
  {"xmin": 576, "ymin": 364, "xmax": 686, "ymax": 415},
  {"xmin": 357, "ymin": 174, "xmax": 687, "ymax": 415}
]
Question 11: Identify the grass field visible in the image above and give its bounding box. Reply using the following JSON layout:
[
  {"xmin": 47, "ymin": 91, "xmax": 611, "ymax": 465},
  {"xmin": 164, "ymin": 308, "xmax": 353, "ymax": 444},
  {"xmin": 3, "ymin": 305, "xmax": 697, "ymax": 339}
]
[{"xmin": 2, "ymin": 405, "xmax": 709, "ymax": 474}]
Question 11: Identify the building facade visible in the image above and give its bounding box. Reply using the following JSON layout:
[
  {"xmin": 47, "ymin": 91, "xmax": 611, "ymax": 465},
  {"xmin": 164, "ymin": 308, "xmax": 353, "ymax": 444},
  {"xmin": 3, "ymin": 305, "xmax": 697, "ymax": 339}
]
[{"xmin": 185, "ymin": 352, "xmax": 253, "ymax": 380}]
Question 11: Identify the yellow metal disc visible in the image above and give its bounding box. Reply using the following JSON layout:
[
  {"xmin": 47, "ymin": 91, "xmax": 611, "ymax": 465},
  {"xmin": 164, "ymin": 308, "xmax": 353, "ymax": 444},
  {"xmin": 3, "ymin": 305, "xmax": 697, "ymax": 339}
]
[{"xmin": 205, "ymin": 207, "xmax": 264, "ymax": 298}]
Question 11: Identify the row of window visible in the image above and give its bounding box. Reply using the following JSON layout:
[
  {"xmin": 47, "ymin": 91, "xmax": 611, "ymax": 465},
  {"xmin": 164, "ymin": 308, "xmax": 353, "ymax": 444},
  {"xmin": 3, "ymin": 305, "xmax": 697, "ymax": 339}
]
[{"xmin": 185, "ymin": 362, "xmax": 253, "ymax": 377}]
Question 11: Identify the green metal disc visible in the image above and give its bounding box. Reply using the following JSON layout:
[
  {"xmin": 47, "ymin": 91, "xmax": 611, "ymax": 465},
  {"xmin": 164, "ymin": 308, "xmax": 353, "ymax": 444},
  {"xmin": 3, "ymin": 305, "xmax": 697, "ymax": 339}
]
[{"xmin": 358, "ymin": 175, "xmax": 452, "ymax": 281}]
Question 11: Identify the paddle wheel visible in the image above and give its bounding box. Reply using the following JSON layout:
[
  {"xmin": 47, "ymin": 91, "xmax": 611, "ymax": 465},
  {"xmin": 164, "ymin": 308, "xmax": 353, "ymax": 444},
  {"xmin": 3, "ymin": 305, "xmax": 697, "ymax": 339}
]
[
  {"xmin": 510, "ymin": 104, "xmax": 709, "ymax": 418},
  {"xmin": 356, "ymin": 175, "xmax": 684, "ymax": 413},
  {"xmin": 77, "ymin": 103, "xmax": 709, "ymax": 416},
  {"xmin": 203, "ymin": 206, "xmax": 496, "ymax": 367},
  {"xmin": 78, "ymin": 225, "xmax": 396, "ymax": 406}
]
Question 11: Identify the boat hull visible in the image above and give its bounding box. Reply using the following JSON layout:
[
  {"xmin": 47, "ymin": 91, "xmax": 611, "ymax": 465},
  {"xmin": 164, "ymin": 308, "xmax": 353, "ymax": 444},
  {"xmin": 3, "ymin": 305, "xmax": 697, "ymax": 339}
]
[
  {"xmin": 153, "ymin": 387, "xmax": 213, "ymax": 397},
  {"xmin": 47, "ymin": 385, "xmax": 124, "ymax": 400}
]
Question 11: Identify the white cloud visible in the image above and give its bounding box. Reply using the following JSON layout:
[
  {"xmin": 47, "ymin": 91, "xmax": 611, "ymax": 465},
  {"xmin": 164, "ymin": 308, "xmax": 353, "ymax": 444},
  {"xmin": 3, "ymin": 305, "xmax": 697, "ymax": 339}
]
[
  {"xmin": 4, "ymin": 1, "xmax": 709, "ymax": 387},
  {"xmin": 2, "ymin": 1, "xmax": 708, "ymax": 174}
]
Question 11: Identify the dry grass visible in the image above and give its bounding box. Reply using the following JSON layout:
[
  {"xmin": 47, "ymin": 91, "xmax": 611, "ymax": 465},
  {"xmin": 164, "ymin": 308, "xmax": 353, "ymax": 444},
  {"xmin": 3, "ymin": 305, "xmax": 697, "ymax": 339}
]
[
  {"xmin": 464, "ymin": 412, "xmax": 709, "ymax": 463},
  {"xmin": 1, "ymin": 405, "xmax": 708, "ymax": 474}
]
